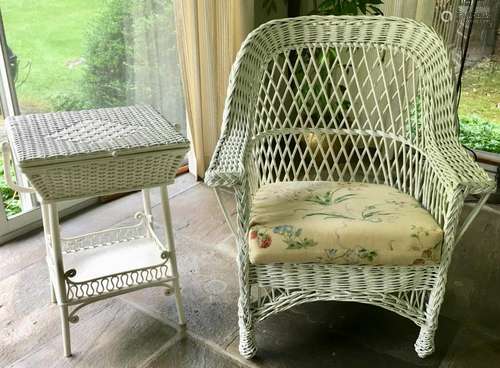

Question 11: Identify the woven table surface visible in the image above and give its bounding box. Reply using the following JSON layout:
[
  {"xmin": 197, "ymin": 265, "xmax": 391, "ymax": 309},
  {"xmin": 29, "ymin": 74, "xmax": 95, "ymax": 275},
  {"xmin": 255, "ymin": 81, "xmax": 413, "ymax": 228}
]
[{"xmin": 6, "ymin": 105, "xmax": 189, "ymax": 168}]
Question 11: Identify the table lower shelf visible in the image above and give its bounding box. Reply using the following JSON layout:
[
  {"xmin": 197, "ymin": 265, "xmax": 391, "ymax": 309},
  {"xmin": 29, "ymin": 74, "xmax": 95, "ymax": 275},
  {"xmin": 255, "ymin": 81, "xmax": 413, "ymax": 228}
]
[
  {"xmin": 48, "ymin": 213, "xmax": 175, "ymax": 303},
  {"xmin": 64, "ymin": 237, "xmax": 166, "ymax": 282}
]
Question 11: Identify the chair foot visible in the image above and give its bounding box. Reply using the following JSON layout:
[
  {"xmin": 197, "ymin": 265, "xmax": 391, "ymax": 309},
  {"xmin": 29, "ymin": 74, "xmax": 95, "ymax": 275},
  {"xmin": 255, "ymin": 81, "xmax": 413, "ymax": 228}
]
[
  {"xmin": 239, "ymin": 327, "xmax": 257, "ymax": 359},
  {"xmin": 415, "ymin": 327, "xmax": 435, "ymax": 358}
]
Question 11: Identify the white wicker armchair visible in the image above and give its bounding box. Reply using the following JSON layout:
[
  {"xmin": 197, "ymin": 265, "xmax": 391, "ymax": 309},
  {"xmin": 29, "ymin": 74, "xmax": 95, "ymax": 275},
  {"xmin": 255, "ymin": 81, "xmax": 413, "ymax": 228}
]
[{"xmin": 205, "ymin": 16, "xmax": 495, "ymax": 359}]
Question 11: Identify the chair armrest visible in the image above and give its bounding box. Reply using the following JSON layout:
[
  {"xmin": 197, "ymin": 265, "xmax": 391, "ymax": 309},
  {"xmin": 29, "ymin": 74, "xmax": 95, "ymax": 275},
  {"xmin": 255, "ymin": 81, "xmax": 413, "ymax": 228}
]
[
  {"xmin": 204, "ymin": 30, "xmax": 257, "ymax": 188},
  {"xmin": 427, "ymin": 142, "xmax": 496, "ymax": 196},
  {"xmin": 424, "ymin": 143, "xmax": 495, "ymax": 257},
  {"xmin": 204, "ymin": 127, "xmax": 248, "ymax": 188}
]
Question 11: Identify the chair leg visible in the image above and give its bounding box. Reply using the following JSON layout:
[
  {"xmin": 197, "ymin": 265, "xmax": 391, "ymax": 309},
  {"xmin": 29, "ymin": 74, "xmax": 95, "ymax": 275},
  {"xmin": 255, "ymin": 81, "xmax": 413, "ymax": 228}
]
[
  {"xmin": 415, "ymin": 326, "xmax": 436, "ymax": 358},
  {"xmin": 237, "ymin": 255, "xmax": 256, "ymax": 358},
  {"xmin": 238, "ymin": 300, "xmax": 256, "ymax": 359},
  {"xmin": 239, "ymin": 326, "xmax": 256, "ymax": 359},
  {"xmin": 414, "ymin": 276, "xmax": 447, "ymax": 358}
]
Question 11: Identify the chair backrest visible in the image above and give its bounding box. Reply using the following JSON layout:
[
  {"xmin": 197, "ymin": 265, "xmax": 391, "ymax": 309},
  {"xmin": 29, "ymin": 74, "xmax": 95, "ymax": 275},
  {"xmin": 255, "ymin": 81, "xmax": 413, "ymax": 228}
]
[{"xmin": 225, "ymin": 16, "xmax": 455, "ymax": 198}]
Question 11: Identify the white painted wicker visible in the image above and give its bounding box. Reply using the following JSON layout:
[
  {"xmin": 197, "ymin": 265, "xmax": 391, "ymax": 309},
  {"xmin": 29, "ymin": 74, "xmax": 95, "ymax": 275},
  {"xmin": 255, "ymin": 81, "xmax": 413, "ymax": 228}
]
[
  {"xmin": 60, "ymin": 213, "xmax": 174, "ymax": 305},
  {"xmin": 5, "ymin": 105, "xmax": 189, "ymax": 201},
  {"xmin": 3, "ymin": 105, "xmax": 189, "ymax": 357},
  {"xmin": 205, "ymin": 16, "xmax": 496, "ymax": 359}
]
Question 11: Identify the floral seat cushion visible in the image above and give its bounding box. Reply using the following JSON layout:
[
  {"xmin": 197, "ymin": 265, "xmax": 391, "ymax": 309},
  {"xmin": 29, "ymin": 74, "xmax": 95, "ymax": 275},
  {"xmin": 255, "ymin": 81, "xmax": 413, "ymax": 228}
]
[{"xmin": 248, "ymin": 181, "xmax": 443, "ymax": 266}]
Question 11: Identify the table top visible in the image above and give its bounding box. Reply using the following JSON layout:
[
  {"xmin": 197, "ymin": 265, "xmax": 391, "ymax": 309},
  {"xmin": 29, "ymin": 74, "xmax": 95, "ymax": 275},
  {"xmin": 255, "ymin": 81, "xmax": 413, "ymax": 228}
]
[{"xmin": 6, "ymin": 105, "xmax": 190, "ymax": 168}]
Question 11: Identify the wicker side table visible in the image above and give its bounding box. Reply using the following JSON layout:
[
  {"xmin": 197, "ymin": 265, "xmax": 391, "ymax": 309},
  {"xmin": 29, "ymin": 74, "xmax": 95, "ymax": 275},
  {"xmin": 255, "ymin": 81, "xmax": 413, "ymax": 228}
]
[{"xmin": 3, "ymin": 105, "xmax": 190, "ymax": 357}]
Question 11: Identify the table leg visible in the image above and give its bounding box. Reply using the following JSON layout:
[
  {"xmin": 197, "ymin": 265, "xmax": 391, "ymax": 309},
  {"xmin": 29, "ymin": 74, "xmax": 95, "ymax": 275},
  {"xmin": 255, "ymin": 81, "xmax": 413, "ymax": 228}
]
[
  {"xmin": 41, "ymin": 204, "xmax": 57, "ymax": 304},
  {"xmin": 142, "ymin": 189, "xmax": 153, "ymax": 217},
  {"xmin": 46, "ymin": 203, "xmax": 72, "ymax": 357},
  {"xmin": 159, "ymin": 185, "xmax": 186, "ymax": 326},
  {"xmin": 50, "ymin": 283, "xmax": 56, "ymax": 304}
]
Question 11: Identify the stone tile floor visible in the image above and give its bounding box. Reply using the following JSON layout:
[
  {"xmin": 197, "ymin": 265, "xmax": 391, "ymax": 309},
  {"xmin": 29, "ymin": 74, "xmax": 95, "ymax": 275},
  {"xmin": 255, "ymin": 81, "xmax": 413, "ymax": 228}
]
[{"xmin": 1, "ymin": 173, "xmax": 499, "ymax": 367}]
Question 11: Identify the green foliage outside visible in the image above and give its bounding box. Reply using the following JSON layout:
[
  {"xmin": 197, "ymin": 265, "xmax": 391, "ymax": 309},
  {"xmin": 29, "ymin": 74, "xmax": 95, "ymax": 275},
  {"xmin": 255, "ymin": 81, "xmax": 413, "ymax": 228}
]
[
  {"xmin": 3, "ymin": 0, "xmax": 132, "ymax": 112},
  {"xmin": 52, "ymin": 0, "xmax": 132, "ymax": 110},
  {"xmin": 83, "ymin": 0, "xmax": 131, "ymax": 107},
  {"xmin": 459, "ymin": 115, "xmax": 500, "ymax": 154},
  {"xmin": 0, "ymin": 157, "xmax": 21, "ymax": 217},
  {"xmin": 2, "ymin": 0, "xmax": 104, "ymax": 112},
  {"xmin": 458, "ymin": 59, "xmax": 500, "ymax": 153},
  {"xmin": 459, "ymin": 59, "xmax": 500, "ymax": 124}
]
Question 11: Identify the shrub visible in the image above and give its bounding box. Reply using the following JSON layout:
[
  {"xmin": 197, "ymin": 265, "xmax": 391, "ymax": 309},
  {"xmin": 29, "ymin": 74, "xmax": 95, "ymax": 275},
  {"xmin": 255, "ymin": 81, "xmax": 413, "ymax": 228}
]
[
  {"xmin": 0, "ymin": 157, "xmax": 21, "ymax": 217},
  {"xmin": 81, "ymin": 0, "xmax": 131, "ymax": 108},
  {"xmin": 459, "ymin": 115, "xmax": 500, "ymax": 154},
  {"xmin": 51, "ymin": 91, "xmax": 91, "ymax": 111}
]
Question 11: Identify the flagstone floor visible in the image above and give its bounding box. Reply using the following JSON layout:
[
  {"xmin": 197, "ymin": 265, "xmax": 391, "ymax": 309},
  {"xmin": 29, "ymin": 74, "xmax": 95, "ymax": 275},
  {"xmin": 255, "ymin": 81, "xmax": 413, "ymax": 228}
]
[{"xmin": 1, "ymin": 173, "xmax": 499, "ymax": 367}]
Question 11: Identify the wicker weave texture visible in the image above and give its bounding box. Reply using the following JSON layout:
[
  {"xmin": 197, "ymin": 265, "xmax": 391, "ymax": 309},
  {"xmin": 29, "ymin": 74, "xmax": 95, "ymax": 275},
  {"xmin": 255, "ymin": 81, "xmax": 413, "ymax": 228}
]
[
  {"xmin": 29, "ymin": 149, "xmax": 186, "ymax": 201},
  {"xmin": 5, "ymin": 105, "xmax": 189, "ymax": 201},
  {"xmin": 6, "ymin": 105, "xmax": 189, "ymax": 165},
  {"xmin": 205, "ymin": 16, "xmax": 496, "ymax": 359}
]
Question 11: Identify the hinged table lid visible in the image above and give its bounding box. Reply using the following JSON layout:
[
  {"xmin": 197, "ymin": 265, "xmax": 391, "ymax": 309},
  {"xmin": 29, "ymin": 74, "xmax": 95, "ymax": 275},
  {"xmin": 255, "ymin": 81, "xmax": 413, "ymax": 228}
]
[{"xmin": 5, "ymin": 105, "xmax": 190, "ymax": 168}]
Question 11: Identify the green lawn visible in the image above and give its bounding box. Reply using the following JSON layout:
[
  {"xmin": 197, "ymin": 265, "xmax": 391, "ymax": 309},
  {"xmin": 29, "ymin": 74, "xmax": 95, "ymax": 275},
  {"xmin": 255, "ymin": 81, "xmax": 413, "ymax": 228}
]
[
  {"xmin": 2, "ymin": 0, "xmax": 103, "ymax": 112},
  {"xmin": 459, "ymin": 58, "xmax": 500, "ymax": 124}
]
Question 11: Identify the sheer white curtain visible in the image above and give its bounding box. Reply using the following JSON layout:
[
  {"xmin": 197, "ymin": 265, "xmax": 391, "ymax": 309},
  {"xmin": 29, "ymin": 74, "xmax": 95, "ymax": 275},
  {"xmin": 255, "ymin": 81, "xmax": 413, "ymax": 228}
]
[
  {"xmin": 173, "ymin": 0, "xmax": 254, "ymax": 177},
  {"xmin": 127, "ymin": 0, "xmax": 187, "ymax": 136}
]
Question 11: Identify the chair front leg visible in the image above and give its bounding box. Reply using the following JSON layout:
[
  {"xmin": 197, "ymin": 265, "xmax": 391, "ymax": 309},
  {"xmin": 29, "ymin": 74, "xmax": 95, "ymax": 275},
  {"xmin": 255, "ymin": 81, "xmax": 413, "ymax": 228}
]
[
  {"xmin": 414, "ymin": 271, "xmax": 448, "ymax": 358},
  {"xmin": 415, "ymin": 182, "xmax": 467, "ymax": 358},
  {"xmin": 237, "ymin": 240, "xmax": 256, "ymax": 359},
  {"xmin": 415, "ymin": 326, "xmax": 436, "ymax": 358},
  {"xmin": 238, "ymin": 287, "xmax": 256, "ymax": 359}
]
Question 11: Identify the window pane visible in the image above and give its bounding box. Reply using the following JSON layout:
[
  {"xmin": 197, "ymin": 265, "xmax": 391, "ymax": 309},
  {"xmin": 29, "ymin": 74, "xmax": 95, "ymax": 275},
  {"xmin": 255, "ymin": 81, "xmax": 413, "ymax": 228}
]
[{"xmin": 457, "ymin": 0, "xmax": 500, "ymax": 154}]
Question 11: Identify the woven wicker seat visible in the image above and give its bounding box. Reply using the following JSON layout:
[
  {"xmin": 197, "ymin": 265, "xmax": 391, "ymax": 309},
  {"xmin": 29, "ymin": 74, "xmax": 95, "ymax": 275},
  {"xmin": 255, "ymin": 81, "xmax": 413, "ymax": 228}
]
[{"xmin": 205, "ymin": 16, "xmax": 495, "ymax": 358}]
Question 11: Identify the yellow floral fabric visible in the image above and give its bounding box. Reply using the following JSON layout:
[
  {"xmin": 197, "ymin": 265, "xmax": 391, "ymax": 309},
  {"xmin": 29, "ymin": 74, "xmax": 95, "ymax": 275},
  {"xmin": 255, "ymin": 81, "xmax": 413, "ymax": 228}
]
[{"xmin": 248, "ymin": 181, "xmax": 443, "ymax": 266}]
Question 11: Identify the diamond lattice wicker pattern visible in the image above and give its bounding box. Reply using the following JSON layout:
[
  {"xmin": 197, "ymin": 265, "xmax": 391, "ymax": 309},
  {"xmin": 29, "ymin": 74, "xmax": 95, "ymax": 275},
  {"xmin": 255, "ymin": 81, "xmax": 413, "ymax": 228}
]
[
  {"xmin": 49, "ymin": 119, "xmax": 146, "ymax": 145},
  {"xmin": 254, "ymin": 44, "xmax": 422, "ymax": 187}
]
